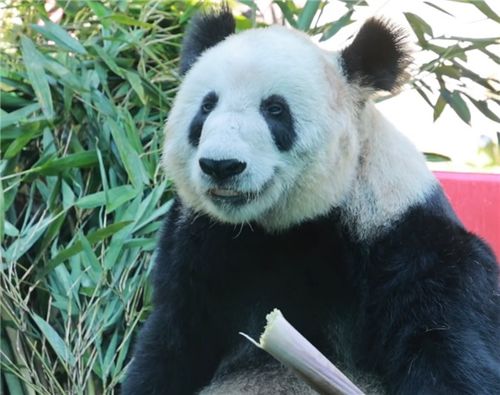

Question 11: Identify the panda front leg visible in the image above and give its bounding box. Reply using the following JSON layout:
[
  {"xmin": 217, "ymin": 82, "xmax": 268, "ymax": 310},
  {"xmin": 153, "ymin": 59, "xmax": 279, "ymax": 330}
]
[
  {"xmin": 362, "ymin": 245, "xmax": 500, "ymax": 394},
  {"xmin": 121, "ymin": 303, "xmax": 219, "ymax": 395},
  {"xmin": 380, "ymin": 309, "xmax": 499, "ymax": 395}
]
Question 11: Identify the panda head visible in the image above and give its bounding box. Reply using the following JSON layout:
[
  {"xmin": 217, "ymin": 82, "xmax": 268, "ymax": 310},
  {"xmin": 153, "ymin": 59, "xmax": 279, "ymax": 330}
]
[{"xmin": 162, "ymin": 6, "xmax": 412, "ymax": 230}]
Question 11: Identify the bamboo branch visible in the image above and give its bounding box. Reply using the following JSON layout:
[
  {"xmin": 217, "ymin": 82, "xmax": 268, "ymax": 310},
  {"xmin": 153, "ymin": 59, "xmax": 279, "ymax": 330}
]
[{"xmin": 240, "ymin": 309, "xmax": 365, "ymax": 395}]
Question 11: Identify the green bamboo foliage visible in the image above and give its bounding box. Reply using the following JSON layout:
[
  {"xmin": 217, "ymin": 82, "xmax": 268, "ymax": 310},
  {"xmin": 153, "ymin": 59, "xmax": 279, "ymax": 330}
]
[
  {"xmin": 1, "ymin": 1, "xmax": 499, "ymax": 394},
  {"xmin": 1, "ymin": 1, "xmax": 194, "ymax": 393}
]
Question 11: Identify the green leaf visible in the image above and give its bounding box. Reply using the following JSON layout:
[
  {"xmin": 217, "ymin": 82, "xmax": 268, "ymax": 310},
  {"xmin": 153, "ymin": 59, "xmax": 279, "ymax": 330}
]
[
  {"xmin": 39, "ymin": 221, "xmax": 133, "ymax": 278},
  {"xmin": 32, "ymin": 313, "xmax": 76, "ymax": 366},
  {"xmin": 320, "ymin": 10, "xmax": 354, "ymax": 42},
  {"xmin": 0, "ymin": 74, "xmax": 34, "ymax": 95},
  {"xmin": 5, "ymin": 214, "xmax": 54, "ymax": 262},
  {"xmin": 88, "ymin": 1, "xmax": 112, "ymax": 20},
  {"xmin": 20, "ymin": 36, "xmax": 54, "ymax": 119},
  {"xmin": 481, "ymin": 47, "xmax": 500, "ymax": 64},
  {"xmin": 125, "ymin": 71, "xmax": 146, "ymax": 104},
  {"xmin": 1, "ymin": 91, "xmax": 33, "ymax": 109},
  {"xmin": 4, "ymin": 220, "xmax": 19, "ymax": 237},
  {"xmin": 4, "ymin": 123, "xmax": 44, "ymax": 158},
  {"xmin": 465, "ymin": 96, "xmax": 500, "ymax": 123},
  {"xmin": 447, "ymin": 0, "xmax": 500, "ymax": 22},
  {"xmin": 456, "ymin": 62, "xmax": 496, "ymax": 91},
  {"xmin": 296, "ymin": 1, "xmax": 320, "ymax": 32},
  {"xmin": 470, "ymin": 0, "xmax": 500, "ymax": 23},
  {"xmin": 103, "ymin": 331, "xmax": 119, "ymax": 379},
  {"xmin": 0, "ymin": 103, "xmax": 41, "ymax": 129},
  {"xmin": 442, "ymin": 90, "xmax": 471, "ymax": 125},
  {"xmin": 61, "ymin": 181, "xmax": 75, "ymax": 209},
  {"xmin": 423, "ymin": 1, "xmax": 454, "ymax": 17},
  {"xmin": 105, "ymin": 119, "xmax": 148, "ymax": 188},
  {"xmin": 424, "ymin": 152, "xmax": 451, "ymax": 162},
  {"xmin": 31, "ymin": 20, "xmax": 87, "ymax": 54},
  {"xmin": 39, "ymin": 56, "xmax": 88, "ymax": 92},
  {"xmin": 274, "ymin": 0, "xmax": 298, "ymax": 28},
  {"xmin": 35, "ymin": 209, "xmax": 66, "ymax": 263},
  {"xmin": 414, "ymin": 86, "xmax": 434, "ymax": 108},
  {"xmin": 404, "ymin": 12, "xmax": 433, "ymax": 44},
  {"xmin": 92, "ymin": 45, "xmax": 125, "ymax": 78},
  {"xmin": 0, "ymin": 180, "xmax": 4, "ymax": 242},
  {"xmin": 434, "ymin": 65, "xmax": 461, "ymax": 80},
  {"xmin": 433, "ymin": 94, "xmax": 447, "ymax": 121},
  {"xmin": 75, "ymin": 185, "xmax": 138, "ymax": 212},
  {"xmin": 106, "ymin": 14, "xmax": 155, "ymax": 29},
  {"xmin": 0, "ymin": 336, "xmax": 25, "ymax": 394},
  {"xmin": 36, "ymin": 151, "xmax": 99, "ymax": 175}
]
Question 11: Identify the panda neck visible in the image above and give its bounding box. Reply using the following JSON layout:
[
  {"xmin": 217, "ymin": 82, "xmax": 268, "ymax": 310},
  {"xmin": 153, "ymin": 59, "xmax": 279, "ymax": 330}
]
[{"xmin": 341, "ymin": 102, "xmax": 437, "ymax": 240}]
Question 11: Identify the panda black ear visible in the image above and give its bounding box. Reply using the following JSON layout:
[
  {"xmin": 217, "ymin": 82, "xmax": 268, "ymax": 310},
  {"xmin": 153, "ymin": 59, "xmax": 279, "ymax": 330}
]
[
  {"xmin": 179, "ymin": 5, "xmax": 235, "ymax": 75},
  {"xmin": 341, "ymin": 18, "xmax": 412, "ymax": 92}
]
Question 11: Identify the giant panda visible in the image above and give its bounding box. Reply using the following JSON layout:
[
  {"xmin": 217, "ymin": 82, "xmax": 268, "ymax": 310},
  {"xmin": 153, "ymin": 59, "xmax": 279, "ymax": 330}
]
[{"xmin": 122, "ymin": 6, "xmax": 500, "ymax": 395}]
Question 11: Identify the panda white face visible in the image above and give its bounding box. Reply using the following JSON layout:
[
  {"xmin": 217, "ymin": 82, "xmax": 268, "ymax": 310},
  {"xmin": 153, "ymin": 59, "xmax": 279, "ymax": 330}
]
[{"xmin": 163, "ymin": 26, "xmax": 359, "ymax": 227}]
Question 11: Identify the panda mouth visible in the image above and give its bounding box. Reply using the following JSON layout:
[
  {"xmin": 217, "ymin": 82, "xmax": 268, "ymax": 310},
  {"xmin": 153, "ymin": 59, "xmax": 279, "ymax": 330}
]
[
  {"xmin": 208, "ymin": 188, "xmax": 257, "ymax": 205},
  {"xmin": 207, "ymin": 174, "xmax": 276, "ymax": 206}
]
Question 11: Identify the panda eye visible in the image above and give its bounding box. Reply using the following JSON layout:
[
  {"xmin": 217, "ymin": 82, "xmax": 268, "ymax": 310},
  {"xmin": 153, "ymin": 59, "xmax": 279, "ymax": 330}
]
[
  {"xmin": 201, "ymin": 101, "xmax": 216, "ymax": 114},
  {"xmin": 200, "ymin": 92, "xmax": 218, "ymax": 114},
  {"xmin": 266, "ymin": 103, "xmax": 283, "ymax": 116}
]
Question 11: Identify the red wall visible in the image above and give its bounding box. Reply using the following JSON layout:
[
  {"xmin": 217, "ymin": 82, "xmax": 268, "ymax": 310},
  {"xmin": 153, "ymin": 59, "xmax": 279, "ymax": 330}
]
[{"xmin": 435, "ymin": 171, "xmax": 500, "ymax": 260}]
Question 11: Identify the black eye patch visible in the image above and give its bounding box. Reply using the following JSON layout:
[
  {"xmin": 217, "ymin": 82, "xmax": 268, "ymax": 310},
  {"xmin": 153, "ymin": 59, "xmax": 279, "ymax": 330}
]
[
  {"xmin": 260, "ymin": 95, "xmax": 295, "ymax": 151},
  {"xmin": 189, "ymin": 91, "xmax": 218, "ymax": 147}
]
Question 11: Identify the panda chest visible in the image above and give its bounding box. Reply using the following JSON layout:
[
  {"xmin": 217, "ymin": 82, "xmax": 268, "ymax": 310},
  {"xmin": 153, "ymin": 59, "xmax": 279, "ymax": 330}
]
[{"xmin": 187, "ymin": 221, "xmax": 360, "ymax": 340}]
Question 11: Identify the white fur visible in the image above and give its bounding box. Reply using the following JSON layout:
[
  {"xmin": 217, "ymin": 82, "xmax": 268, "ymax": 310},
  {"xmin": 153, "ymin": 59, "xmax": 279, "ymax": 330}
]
[
  {"xmin": 199, "ymin": 365, "xmax": 316, "ymax": 395},
  {"xmin": 340, "ymin": 103, "xmax": 436, "ymax": 240},
  {"xmin": 162, "ymin": 24, "xmax": 437, "ymax": 240}
]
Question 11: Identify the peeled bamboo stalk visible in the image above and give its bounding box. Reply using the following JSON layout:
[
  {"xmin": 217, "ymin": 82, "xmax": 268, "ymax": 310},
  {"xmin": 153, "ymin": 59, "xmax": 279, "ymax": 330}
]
[{"xmin": 240, "ymin": 309, "xmax": 365, "ymax": 395}]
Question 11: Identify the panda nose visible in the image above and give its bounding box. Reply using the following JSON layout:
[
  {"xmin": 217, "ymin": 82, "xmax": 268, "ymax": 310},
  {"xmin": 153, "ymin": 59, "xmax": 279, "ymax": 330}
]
[{"xmin": 199, "ymin": 158, "xmax": 247, "ymax": 180}]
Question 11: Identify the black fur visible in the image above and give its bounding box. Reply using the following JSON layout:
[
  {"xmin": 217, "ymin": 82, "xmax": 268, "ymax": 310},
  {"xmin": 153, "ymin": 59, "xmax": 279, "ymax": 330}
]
[
  {"xmin": 260, "ymin": 95, "xmax": 296, "ymax": 151},
  {"xmin": 122, "ymin": 187, "xmax": 499, "ymax": 394},
  {"xmin": 341, "ymin": 18, "xmax": 412, "ymax": 92},
  {"xmin": 179, "ymin": 5, "xmax": 235, "ymax": 75},
  {"xmin": 189, "ymin": 91, "xmax": 218, "ymax": 147}
]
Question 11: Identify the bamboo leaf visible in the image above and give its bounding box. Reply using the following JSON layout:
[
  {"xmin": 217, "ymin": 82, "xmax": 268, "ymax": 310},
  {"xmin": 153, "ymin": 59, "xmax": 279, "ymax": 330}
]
[
  {"xmin": 4, "ymin": 124, "xmax": 44, "ymax": 158},
  {"xmin": 0, "ymin": 180, "xmax": 4, "ymax": 242},
  {"xmin": 297, "ymin": 1, "xmax": 320, "ymax": 32},
  {"xmin": 4, "ymin": 220, "xmax": 19, "ymax": 237},
  {"xmin": 39, "ymin": 221, "xmax": 133, "ymax": 278},
  {"xmin": 442, "ymin": 90, "xmax": 471, "ymax": 125},
  {"xmin": 414, "ymin": 86, "xmax": 434, "ymax": 108},
  {"xmin": 320, "ymin": 10, "xmax": 353, "ymax": 42},
  {"xmin": 1, "ymin": 91, "xmax": 33, "ymax": 109},
  {"xmin": 423, "ymin": 1, "xmax": 454, "ymax": 17},
  {"xmin": 92, "ymin": 45, "xmax": 125, "ymax": 78},
  {"xmin": 434, "ymin": 65, "xmax": 461, "ymax": 80},
  {"xmin": 274, "ymin": 1, "xmax": 298, "ymax": 28},
  {"xmin": 106, "ymin": 14, "xmax": 155, "ymax": 29},
  {"xmin": 88, "ymin": 1, "xmax": 112, "ymax": 19},
  {"xmin": 0, "ymin": 103, "xmax": 41, "ymax": 129},
  {"xmin": 5, "ymin": 215, "xmax": 54, "ymax": 262},
  {"xmin": 105, "ymin": 119, "xmax": 148, "ymax": 188},
  {"xmin": 37, "ymin": 151, "xmax": 99, "ymax": 175},
  {"xmin": 20, "ymin": 36, "xmax": 54, "ymax": 119},
  {"xmin": 32, "ymin": 313, "xmax": 76, "ymax": 366},
  {"xmin": 433, "ymin": 94, "xmax": 447, "ymax": 121},
  {"xmin": 404, "ymin": 12, "xmax": 433, "ymax": 44},
  {"xmin": 31, "ymin": 20, "xmax": 87, "ymax": 54},
  {"xmin": 469, "ymin": 0, "xmax": 500, "ymax": 23},
  {"xmin": 75, "ymin": 185, "xmax": 138, "ymax": 211},
  {"xmin": 125, "ymin": 71, "xmax": 146, "ymax": 104},
  {"xmin": 424, "ymin": 152, "xmax": 452, "ymax": 162},
  {"xmin": 465, "ymin": 96, "xmax": 500, "ymax": 123}
]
